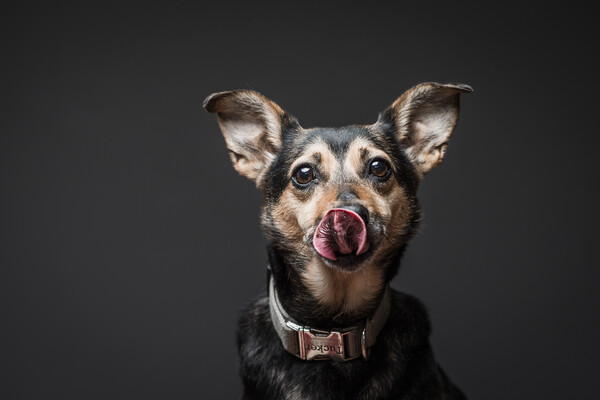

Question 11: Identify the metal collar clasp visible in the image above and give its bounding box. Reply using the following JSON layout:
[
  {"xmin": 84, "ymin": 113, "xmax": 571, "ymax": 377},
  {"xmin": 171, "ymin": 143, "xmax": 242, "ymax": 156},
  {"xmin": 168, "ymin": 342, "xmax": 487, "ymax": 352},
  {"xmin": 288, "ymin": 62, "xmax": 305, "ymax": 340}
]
[{"xmin": 297, "ymin": 327, "xmax": 349, "ymax": 362}]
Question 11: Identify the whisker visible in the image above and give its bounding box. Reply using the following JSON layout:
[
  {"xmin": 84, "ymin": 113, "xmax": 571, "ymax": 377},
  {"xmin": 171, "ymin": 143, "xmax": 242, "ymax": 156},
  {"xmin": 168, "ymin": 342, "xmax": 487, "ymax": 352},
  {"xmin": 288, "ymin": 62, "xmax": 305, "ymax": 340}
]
[{"xmin": 291, "ymin": 236, "xmax": 313, "ymax": 267}]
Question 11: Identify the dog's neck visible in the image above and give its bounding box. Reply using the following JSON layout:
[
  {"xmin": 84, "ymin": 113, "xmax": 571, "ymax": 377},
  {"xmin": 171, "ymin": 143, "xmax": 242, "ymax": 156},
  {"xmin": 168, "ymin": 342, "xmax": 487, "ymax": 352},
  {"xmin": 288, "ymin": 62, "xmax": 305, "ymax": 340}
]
[
  {"xmin": 268, "ymin": 274, "xmax": 391, "ymax": 362},
  {"xmin": 267, "ymin": 245, "xmax": 395, "ymax": 328}
]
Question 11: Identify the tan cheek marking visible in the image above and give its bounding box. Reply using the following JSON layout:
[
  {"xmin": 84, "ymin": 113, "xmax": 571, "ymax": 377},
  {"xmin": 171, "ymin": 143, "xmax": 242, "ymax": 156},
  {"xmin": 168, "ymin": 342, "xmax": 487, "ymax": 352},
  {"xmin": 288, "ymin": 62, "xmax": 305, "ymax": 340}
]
[
  {"xmin": 271, "ymin": 191, "xmax": 305, "ymax": 248},
  {"xmin": 353, "ymin": 183, "xmax": 410, "ymax": 252},
  {"xmin": 380, "ymin": 186, "xmax": 412, "ymax": 248}
]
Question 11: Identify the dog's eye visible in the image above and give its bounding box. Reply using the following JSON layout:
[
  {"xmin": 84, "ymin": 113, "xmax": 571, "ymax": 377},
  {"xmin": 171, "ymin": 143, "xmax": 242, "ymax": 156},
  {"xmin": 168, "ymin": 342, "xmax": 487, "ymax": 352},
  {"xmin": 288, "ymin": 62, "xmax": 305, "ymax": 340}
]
[
  {"xmin": 369, "ymin": 159, "xmax": 391, "ymax": 178},
  {"xmin": 293, "ymin": 165, "xmax": 315, "ymax": 185}
]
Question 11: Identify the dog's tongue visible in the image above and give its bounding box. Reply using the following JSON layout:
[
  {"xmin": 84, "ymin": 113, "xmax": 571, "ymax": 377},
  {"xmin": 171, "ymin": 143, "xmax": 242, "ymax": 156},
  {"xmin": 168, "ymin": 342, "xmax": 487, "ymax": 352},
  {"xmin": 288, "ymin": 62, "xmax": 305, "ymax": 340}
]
[{"xmin": 313, "ymin": 208, "xmax": 368, "ymax": 260}]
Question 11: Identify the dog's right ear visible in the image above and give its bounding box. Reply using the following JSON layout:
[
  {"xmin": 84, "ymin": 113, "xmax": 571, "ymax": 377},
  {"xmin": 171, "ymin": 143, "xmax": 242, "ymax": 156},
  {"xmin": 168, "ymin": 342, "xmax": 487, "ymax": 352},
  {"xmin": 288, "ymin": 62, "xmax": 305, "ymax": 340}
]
[
  {"xmin": 203, "ymin": 90, "xmax": 297, "ymax": 187},
  {"xmin": 380, "ymin": 82, "xmax": 472, "ymax": 179}
]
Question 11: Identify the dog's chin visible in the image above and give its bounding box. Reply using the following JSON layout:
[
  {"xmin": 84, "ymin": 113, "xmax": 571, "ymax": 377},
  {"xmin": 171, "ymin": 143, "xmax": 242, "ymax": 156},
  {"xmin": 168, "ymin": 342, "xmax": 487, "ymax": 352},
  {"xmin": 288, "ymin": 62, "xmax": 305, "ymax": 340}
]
[{"xmin": 316, "ymin": 248, "xmax": 373, "ymax": 273}]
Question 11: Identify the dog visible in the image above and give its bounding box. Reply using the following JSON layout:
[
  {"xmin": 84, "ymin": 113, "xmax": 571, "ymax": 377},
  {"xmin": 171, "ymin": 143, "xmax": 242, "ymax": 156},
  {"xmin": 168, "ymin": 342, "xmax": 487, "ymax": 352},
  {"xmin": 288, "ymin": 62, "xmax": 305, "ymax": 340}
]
[{"xmin": 204, "ymin": 82, "xmax": 471, "ymax": 399}]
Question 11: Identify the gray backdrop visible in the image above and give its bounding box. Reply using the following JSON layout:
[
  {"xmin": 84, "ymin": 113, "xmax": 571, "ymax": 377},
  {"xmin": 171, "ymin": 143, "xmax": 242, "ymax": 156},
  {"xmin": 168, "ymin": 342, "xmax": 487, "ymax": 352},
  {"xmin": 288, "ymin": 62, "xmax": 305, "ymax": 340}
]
[{"xmin": 1, "ymin": 2, "xmax": 598, "ymax": 399}]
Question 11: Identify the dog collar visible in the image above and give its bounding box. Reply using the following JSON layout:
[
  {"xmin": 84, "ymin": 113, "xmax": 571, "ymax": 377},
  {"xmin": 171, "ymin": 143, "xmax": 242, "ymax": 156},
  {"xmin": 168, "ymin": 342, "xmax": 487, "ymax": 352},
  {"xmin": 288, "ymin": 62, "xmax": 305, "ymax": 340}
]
[{"xmin": 268, "ymin": 276, "xmax": 391, "ymax": 362}]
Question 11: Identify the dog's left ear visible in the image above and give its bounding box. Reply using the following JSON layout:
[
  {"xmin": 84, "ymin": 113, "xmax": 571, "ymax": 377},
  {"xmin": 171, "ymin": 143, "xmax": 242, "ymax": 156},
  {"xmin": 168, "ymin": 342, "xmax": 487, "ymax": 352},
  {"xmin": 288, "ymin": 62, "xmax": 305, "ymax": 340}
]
[
  {"xmin": 381, "ymin": 82, "xmax": 472, "ymax": 178},
  {"xmin": 204, "ymin": 90, "xmax": 298, "ymax": 188}
]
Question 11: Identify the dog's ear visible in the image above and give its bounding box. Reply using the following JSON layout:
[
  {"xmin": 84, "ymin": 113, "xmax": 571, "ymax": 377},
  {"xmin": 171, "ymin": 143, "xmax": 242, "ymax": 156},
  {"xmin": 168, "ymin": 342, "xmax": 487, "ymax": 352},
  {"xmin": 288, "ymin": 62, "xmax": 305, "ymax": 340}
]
[
  {"xmin": 381, "ymin": 82, "xmax": 472, "ymax": 178},
  {"xmin": 203, "ymin": 90, "xmax": 297, "ymax": 187}
]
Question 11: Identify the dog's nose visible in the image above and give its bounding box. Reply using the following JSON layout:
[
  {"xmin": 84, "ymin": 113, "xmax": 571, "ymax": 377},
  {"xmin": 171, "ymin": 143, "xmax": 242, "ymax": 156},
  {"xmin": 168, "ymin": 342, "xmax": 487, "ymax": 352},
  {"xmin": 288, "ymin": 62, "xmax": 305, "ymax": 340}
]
[
  {"xmin": 337, "ymin": 190, "xmax": 369, "ymax": 224},
  {"xmin": 337, "ymin": 204, "xmax": 369, "ymax": 225}
]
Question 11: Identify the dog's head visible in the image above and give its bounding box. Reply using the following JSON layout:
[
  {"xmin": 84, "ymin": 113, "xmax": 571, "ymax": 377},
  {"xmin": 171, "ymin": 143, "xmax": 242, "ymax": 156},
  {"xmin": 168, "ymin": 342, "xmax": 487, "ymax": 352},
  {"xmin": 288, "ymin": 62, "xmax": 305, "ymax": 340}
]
[{"xmin": 205, "ymin": 83, "xmax": 470, "ymax": 316}]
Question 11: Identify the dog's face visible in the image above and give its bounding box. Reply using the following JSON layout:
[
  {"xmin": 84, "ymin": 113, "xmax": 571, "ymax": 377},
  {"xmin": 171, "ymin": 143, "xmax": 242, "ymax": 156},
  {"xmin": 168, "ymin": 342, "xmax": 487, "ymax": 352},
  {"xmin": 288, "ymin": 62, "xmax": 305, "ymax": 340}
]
[
  {"xmin": 205, "ymin": 83, "xmax": 470, "ymax": 315},
  {"xmin": 264, "ymin": 125, "xmax": 417, "ymax": 271}
]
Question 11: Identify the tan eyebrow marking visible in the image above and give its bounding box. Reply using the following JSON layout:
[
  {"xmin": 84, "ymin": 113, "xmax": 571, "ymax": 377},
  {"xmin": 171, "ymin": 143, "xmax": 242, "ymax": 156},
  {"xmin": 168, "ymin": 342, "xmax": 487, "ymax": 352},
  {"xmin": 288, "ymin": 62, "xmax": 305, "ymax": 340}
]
[
  {"xmin": 288, "ymin": 140, "xmax": 338, "ymax": 185},
  {"xmin": 359, "ymin": 148, "xmax": 368, "ymax": 161},
  {"xmin": 311, "ymin": 152, "xmax": 322, "ymax": 164}
]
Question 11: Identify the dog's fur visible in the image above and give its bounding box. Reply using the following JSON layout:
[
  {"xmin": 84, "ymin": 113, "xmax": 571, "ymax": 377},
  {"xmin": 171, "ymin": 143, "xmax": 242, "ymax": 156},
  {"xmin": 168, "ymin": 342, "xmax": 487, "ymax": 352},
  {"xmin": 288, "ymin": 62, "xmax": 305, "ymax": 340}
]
[{"xmin": 204, "ymin": 83, "xmax": 471, "ymax": 400}]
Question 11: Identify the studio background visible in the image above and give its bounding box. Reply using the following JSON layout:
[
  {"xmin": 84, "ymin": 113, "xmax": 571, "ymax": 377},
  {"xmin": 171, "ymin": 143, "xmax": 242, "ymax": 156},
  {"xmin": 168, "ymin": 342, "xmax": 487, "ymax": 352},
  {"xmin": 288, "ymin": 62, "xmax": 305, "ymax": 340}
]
[{"xmin": 1, "ymin": 3, "xmax": 598, "ymax": 399}]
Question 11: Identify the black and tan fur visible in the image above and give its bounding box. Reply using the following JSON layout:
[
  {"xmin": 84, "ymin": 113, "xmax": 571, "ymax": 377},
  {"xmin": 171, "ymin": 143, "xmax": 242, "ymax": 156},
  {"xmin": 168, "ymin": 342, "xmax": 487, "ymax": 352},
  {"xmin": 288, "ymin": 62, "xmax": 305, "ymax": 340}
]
[{"xmin": 204, "ymin": 83, "xmax": 471, "ymax": 399}]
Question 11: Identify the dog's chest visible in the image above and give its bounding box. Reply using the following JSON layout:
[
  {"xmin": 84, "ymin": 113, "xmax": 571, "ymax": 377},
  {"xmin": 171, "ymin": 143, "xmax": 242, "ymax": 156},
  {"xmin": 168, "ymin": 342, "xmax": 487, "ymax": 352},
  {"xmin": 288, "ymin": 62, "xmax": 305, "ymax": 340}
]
[{"xmin": 237, "ymin": 294, "xmax": 448, "ymax": 400}]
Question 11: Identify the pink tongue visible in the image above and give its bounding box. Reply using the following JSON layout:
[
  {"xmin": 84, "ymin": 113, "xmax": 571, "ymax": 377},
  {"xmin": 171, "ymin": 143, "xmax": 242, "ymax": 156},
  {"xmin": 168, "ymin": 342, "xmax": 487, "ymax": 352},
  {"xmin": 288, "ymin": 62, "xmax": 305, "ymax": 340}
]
[{"xmin": 313, "ymin": 208, "xmax": 368, "ymax": 260}]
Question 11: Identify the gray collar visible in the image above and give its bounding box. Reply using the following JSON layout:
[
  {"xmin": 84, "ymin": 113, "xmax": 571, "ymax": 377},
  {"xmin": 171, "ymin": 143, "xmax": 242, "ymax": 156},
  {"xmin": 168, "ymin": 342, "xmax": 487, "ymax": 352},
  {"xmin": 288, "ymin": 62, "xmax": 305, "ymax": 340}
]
[{"xmin": 268, "ymin": 276, "xmax": 391, "ymax": 362}]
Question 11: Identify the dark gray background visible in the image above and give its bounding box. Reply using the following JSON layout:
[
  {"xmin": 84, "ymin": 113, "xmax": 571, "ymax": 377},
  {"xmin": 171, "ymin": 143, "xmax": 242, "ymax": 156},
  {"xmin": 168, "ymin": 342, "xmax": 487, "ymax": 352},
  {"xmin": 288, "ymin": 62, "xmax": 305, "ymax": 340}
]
[{"xmin": 1, "ymin": 2, "xmax": 598, "ymax": 399}]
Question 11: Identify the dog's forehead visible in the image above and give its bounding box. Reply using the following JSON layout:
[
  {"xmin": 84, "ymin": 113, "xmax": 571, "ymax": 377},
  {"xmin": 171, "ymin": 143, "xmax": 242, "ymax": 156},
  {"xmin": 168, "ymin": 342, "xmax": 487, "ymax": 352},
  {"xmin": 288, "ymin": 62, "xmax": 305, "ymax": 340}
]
[{"xmin": 295, "ymin": 125, "xmax": 379, "ymax": 158}]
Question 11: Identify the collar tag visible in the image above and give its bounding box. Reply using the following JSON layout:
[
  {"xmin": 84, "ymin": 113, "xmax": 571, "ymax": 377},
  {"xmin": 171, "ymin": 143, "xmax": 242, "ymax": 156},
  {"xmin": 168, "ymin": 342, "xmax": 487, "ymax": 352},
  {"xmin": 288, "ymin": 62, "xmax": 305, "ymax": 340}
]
[{"xmin": 298, "ymin": 327, "xmax": 348, "ymax": 362}]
